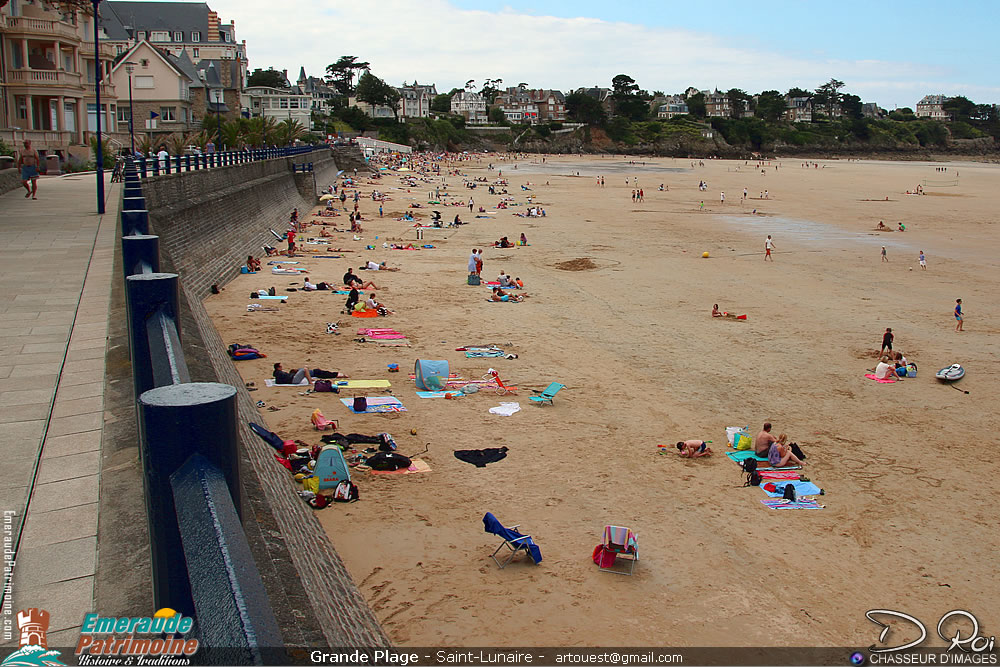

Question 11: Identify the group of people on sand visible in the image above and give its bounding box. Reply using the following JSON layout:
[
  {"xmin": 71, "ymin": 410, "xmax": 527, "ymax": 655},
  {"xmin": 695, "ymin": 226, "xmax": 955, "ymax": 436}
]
[
  {"xmin": 875, "ymin": 220, "xmax": 906, "ymax": 232},
  {"xmin": 676, "ymin": 422, "xmax": 805, "ymax": 467}
]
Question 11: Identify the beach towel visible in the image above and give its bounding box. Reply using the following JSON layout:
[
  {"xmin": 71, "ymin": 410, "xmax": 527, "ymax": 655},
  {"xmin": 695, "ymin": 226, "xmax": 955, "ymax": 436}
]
[
  {"xmin": 865, "ymin": 373, "xmax": 896, "ymax": 384},
  {"xmin": 351, "ymin": 310, "xmax": 380, "ymax": 318},
  {"xmin": 760, "ymin": 480, "xmax": 822, "ymax": 498},
  {"xmin": 254, "ymin": 295, "xmax": 288, "ymax": 300},
  {"xmin": 249, "ymin": 422, "xmax": 285, "ymax": 452},
  {"xmin": 272, "ymin": 267, "xmax": 306, "ymax": 274},
  {"xmin": 466, "ymin": 349, "xmax": 505, "ymax": 358},
  {"xmin": 335, "ymin": 380, "xmax": 392, "ymax": 389},
  {"xmin": 758, "ymin": 471, "xmax": 803, "ymax": 480},
  {"xmin": 370, "ymin": 459, "xmax": 431, "ymax": 475},
  {"xmin": 760, "ymin": 499, "xmax": 824, "ymax": 510},
  {"xmin": 725, "ymin": 450, "xmax": 769, "ymax": 463},
  {"xmin": 339, "ymin": 397, "xmax": 406, "ymax": 413},
  {"xmin": 483, "ymin": 513, "xmax": 542, "ymax": 564},
  {"xmin": 416, "ymin": 390, "xmax": 462, "ymax": 398},
  {"xmin": 488, "ymin": 402, "xmax": 521, "ymax": 416},
  {"xmin": 265, "ymin": 378, "xmax": 310, "ymax": 387},
  {"xmin": 454, "ymin": 447, "xmax": 509, "ymax": 467},
  {"xmin": 267, "ymin": 261, "xmax": 300, "ymax": 265},
  {"xmin": 485, "ymin": 299, "xmax": 522, "ymax": 303}
]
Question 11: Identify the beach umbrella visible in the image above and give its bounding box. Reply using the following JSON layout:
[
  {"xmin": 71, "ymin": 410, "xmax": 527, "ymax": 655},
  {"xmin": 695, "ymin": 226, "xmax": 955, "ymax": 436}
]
[{"xmin": 319, "ymin": 194, "xmax": 335, "ymax": 201}]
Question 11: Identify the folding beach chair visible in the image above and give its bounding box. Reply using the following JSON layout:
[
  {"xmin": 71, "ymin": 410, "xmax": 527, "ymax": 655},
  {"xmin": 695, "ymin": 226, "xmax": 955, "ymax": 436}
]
[
  {"xmin": 483, "ymin": 512, "xmax": 542, "ymax": 568},
  {"xmin": 482, "ymin": 368, "xmax": 517, "ymax": 395},
  {"xmin": 529, "ymin": 382, "xmax": 565, "ymax": 406},
  {"xmin": 598, "ymin": 525, "xmax": 638, "ymax": 576},
  {"xmin": 310, "ymin": 408, "xmax": 338, "ymax": 431}
]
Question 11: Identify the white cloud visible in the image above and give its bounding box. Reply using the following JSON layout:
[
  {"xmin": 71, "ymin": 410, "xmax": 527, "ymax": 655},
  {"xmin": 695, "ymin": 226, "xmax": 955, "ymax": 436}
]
[{"xmin": 206, "ymin": 0, "xmax": 994, "ymax": 108}]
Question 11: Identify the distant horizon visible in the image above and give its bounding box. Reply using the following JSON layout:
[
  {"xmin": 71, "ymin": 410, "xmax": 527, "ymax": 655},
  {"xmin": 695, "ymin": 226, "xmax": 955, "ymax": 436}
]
[{"xmin": 115, "ymin": 0, "xmax": 1000, "ymax": 110}]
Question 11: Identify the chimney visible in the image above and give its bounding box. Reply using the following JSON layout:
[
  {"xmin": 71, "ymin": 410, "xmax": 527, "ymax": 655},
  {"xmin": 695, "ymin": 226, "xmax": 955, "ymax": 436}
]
[
  {"xmin": 219, "ymin": 59, "xmax": 232, "ymax": 89},
  {"xmin": 207, "ymin": 10, "xmax": 220, "ymax": 42}
]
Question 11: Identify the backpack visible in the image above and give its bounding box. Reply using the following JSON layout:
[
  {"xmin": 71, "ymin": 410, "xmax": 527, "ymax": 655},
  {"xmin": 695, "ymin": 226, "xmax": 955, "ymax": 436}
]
[
  {"xmin": 782, "ymin": 484, "xmax": 797, "ymax": 502},
  {"xmin": 353, "ymin": 396, "xmax": 368, "ymax": 412},
  {"xmin": 313, "ymin": 380, "xmax": 338, "ymax": 393},
  {"xmin": 741, "ymin": 458, "xmax": 758, "ymax": 473},
  {"xmin": 378, "ymin": 432, "xmax": 397, "ymax": 452},
  {"xmin": 789, "ymin": 442, "xmax": 806, "ymax": 460},
  {"xmin": 333, "ymin": 480, "xmax": 359, "ymax": 502},
  {"xmin": 745, "ymin": 471, "xmax": 762, "ymax": 487}
]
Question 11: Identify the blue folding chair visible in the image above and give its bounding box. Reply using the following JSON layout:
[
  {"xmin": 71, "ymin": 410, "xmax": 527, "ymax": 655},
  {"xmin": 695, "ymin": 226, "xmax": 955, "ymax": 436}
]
[
  {"xmin": 529, "ymin": 382, "xmax": 565, "ymax": 406},
  {"xmin": 483, "ymin": 512, "xmax": 542, "ymax": 568}
]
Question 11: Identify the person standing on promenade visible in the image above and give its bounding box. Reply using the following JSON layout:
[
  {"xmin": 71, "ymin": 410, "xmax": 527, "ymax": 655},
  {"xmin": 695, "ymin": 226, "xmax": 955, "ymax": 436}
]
[
  {"xmin": 765, "ymin": 235, "xmax": 775, "ymax": 261},
  {"xmin": 881, "ymin": 246, "xmax": 888, "ymax": 263},
  {"xmin": 954, "ymin": 299, "xmax": 964, "ymax": 331},
  {"xmin": 17, "ymin": 139, "xmax": 40, "ymax": 199}
]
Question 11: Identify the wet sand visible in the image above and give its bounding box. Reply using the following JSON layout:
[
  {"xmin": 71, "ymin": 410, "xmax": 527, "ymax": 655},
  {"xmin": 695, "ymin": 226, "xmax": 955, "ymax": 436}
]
[{"xmin": 204, "ymin": 154, "xmax": 1000, "ymax": 647}]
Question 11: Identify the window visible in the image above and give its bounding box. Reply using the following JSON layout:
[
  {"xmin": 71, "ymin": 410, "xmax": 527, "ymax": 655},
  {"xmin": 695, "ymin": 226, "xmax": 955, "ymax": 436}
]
[
  {"xmin": 118, "ymin": 108, "xmax": 131, "ymax": 122},
  {"xmin": 16, "ymin": 96, "xmax": 27, "ymax": 120},
  {"xmin": 134, "ymin": 75, "xmax": 154, "ymax": 89},
  {"xmin": 141, "ymin": 59, "xmax": 149, "ymax": 68},
  {"xmin": 181, "ymin": 108, "xmax": 188, "ymax": 123},
  {"xmin": 137, "ymin": 31, "xmax": 146, "ymax": 41},
  {"xmin": 173, "ymin": 31, "xmax": 183, "ymax": 42},
  {"xmin": 191, "ymin": 31, "xmax": 201, "ymax": 42},
  {"xmin": 150, "ymin": 31, "xmax": 169, "ymax": 42},
  {"xmin": 279, "ymin": 98, "xmax": 288, "ymax": 109},
  {"xmin": 160, "ymin": 107, "xmax": 176, "ymax": 121},
  {"xmin": 289, "ymin": 100, "xmax": 298, "ymax": 109},
  {"xmin": 192, "ymin": 48, "xmax": 199, "ymax": 58},
  {"xmin": 223, "ymin": 33, "xmax": 231, "ymax": 42}
]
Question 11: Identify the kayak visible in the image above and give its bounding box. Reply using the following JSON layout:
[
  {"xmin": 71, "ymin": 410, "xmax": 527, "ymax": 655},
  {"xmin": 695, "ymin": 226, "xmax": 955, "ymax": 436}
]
[{"xmin": 936, "ymin": 364, "xmax": 965, "ymax": 382}]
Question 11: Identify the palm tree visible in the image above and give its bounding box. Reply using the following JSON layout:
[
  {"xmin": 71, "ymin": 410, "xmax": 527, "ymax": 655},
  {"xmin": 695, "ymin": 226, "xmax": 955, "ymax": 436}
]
[
  {"xmin": 185, "ymin": 131, "xmax": 209, "ymax": 151},
  {"xmin": 220, "ymin": 120, "xmax": 244, "ymax": 150},
  {"xmin": 274, "ymin": 118, "xmax": 307, "ymax": 146},
  {"xmin": 244, "ymin": 117, "xmax": 279, "ymax": 147},
  {"xmin": 165, "ymin": 133, "xmax": 187, "ymax": 155}
]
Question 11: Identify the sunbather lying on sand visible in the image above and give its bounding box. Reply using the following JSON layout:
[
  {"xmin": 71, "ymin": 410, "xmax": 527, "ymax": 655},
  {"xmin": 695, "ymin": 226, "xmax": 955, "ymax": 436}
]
[
  {"xmin": 362, "ymin": 261, "xmax": 400, "ymax": 272},
  {"xmin": 272, "ymin": 362, "xmax": 348, "ymax": 385},
  {"xmin": 676, "ymin": 440, "xmax": 713, "ymax": 458},
  {"xmin": 491, "ymin": 287, "xmax": 524, "ymax": 302}
]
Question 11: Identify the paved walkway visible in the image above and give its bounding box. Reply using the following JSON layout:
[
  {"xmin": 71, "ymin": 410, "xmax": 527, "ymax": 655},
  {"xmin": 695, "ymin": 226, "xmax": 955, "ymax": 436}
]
[{"xmin": 1, "ymin": 173, "xmax": 120, "ymax": 646}]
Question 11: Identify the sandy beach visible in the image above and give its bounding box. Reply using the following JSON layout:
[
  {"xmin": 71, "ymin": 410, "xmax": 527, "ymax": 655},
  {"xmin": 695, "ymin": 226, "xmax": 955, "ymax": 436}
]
[{"xmin": 204, "ymin": 154, "xmax": 1000, "ymax": 648}]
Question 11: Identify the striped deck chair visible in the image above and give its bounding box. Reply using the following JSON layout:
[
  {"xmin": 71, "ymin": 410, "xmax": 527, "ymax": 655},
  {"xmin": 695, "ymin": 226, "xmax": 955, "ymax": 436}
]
[{"xmin": 599, "ymin": 525, "xmax": 638, "ymax": 576}]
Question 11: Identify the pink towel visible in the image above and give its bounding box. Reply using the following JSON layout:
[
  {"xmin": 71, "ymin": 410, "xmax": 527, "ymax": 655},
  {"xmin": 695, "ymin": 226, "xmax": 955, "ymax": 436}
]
[
  {"xmin": 758, "ymin": 471, "xmax": 801, "ymax": 480},
  {"xmin": 864, "ymin": 373, "xmax": 895, "ymax": 384}
]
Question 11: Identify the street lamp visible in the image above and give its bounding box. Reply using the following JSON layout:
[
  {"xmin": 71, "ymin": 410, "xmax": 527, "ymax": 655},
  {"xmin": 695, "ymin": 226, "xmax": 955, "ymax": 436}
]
[
  {"xmin": 90, "ymin": 0, "xmax": 105, "ymax": 214},
  {"xmin": 125, "ymin": 61, "xmax": 137, "ymax": 155}
]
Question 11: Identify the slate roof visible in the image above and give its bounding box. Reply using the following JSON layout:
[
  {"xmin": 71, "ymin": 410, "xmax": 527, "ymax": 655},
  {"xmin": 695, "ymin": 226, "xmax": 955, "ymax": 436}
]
[{"xmin": 100, "ymin": 1, "xmax": 223, "ymax": 43}]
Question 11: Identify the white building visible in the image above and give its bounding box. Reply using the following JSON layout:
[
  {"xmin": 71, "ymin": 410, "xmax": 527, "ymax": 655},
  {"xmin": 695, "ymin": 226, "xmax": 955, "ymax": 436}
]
[
  {"xmin": 397, "ymin": 82, "xmax": 437, "ymax": 119},
  {"xmin": 246, "ymin": 85, "xmax": 311, "ymax": 126},
  {"xmin": 450, "ymin": 90, "xmax": 487, "ymax": 123},
  {"xmin": 915, "ymin": 95, "xmax": 950, "ymax": 120}
]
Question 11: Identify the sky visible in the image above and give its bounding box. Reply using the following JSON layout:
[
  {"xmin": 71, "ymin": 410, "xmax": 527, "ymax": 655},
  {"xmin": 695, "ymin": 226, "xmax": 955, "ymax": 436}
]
[{"xmin": 197, "ymin": 0, "xmax": 999, "ymax": 109}]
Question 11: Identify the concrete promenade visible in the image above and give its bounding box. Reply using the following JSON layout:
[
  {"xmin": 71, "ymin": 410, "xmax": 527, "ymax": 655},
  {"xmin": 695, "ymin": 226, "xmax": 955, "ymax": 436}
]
[{"xmin": 1, "ymin": 172, "xmax": 120, "ymax": 645}]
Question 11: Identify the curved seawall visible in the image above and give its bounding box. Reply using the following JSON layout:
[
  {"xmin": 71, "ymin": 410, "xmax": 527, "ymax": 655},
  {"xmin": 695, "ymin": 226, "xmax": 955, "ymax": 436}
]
[{"xmin": 138, "ymin": 149, "xmax": 390, "ymax": 649}]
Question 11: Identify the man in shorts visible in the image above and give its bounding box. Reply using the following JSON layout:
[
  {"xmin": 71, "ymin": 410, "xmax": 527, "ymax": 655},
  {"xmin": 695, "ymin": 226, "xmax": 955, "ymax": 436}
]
[
  {"xmin": 754, "ymin": 423, "xmax": 778, "ymax": 458},
  {"xmin": 764, "ymin": 235, "xmax": 775, "ymax": 261},
  {"xmin": 954, "ymin": 299, "xmax": 963, "ymax": 332},
  {"xmin": 18, "ymin": 140, "xmax": 40, "ymax": 199}
]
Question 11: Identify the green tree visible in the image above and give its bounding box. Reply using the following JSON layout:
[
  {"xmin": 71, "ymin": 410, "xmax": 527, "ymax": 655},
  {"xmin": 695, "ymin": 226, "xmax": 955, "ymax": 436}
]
[
  {"xmin": 726, "ymin": 88, "xmax": 751, "ymax": 119},
  {"xmin": 840, "ymin": 93, "xmax": 863, "ymax": 120},
  {"xmin": 787, "ymin": 87, "xmax": 811, "ymax": 99},
  {"xmin": 565, "ymin": 92, "xmax": 606, "ymax": 125},
  {"xmin": 355, "ymin": 71, "xmax": 401, "ymax": 121},
  {"xmin": 247, "ymin": 68, "xmax": 287, "ymax": 88},
  {"xmin": 430, "ymin": 93, "xmax": 452, "ymax": 113},
  {"xmin": 338, "ymin": 106, "xmax": 371, "ymax": 131},
  {"xmin": 611, "ymin": 74, "xmax": 648, "ymax": 121},
  {"xmin": 274, "ymin": 118, "xmax": 307, "ymax": 145},
  {"xmin": 755, "ymin": 90, "xmax": 786, "ymax": 122},
  {"xmin": 488, "ymin": 105, "xmax": 508, "ymax": 125},
  {"xmin": 479, "ymin": 78, "xmax": 503, "ymax": 104},
  {"xmin": 685, "ymin": 91, "xmax": 706, "ymax": 119},
  {"xmin": 815, "ymin": 78, "xmax": 845, "ymax": 117},
  {"xmin": 325, "ymin": 56, "xmax": 371, "ymax": 97},
  {"xmin": 943, "ymin": 96, "xmax": 975, "ymax": 122}
]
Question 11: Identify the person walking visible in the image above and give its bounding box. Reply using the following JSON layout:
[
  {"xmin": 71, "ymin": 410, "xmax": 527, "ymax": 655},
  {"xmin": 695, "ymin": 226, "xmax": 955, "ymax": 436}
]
[
  {"xmin": 880, "ymin": 328, "xmax": 894, "ymax": 356},
  {"xmin": 954, "ymin": 299, "xmax": 964, "ymax": 331},
  {"xmin": 764, "ymin": 235, "xmax": 775, "ymax": 261},
  {"xmin": 474, "ymin": 249, "xmax": 483, "ymax": 277},
  {"xmin": 17, "ymin": 139, "xmax": 40, "ymax": 200},
  {"xmin": 919, "ymin": 251, "xmax": 927, "ymax": 270},
  {"xmin": 720, "ymin": 191, "xmax": 725, "ymax": 205},
  {"xmin": 881, "ymin": 246, "xmax": 888, "ymax": 262}
]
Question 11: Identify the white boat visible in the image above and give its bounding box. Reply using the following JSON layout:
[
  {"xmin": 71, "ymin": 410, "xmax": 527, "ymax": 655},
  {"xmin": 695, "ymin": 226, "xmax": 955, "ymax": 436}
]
[{"xmin": 935, "ymin": 364, "xmax": 965, "ymax": 382}]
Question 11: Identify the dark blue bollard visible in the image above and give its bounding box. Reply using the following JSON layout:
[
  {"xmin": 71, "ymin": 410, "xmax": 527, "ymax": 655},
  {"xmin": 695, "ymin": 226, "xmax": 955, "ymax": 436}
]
[
  {"xmin": 125, "ymin": 272, "xmax": 181, "ymax": 398},
  {"xmin": 171, "ymin": 454, "xmax": 284, "ymax": 663},
  {"xmin": 137, "ymin": 382, "xmax": 241, "ymax": 615},
  {"xmin": 123, "ymin": 185, "xmax": 144, "ymax": 199},
  {"xmin": 122, "ymin": 196, "xmax": 145, "ymax": 211},
  {"xmin": 121, "ymin": 210, "xmax": 149, "ymax": 236},
  {"xmin": 122, "ymin": 235, "xmax": 160, "ymax": 277}
]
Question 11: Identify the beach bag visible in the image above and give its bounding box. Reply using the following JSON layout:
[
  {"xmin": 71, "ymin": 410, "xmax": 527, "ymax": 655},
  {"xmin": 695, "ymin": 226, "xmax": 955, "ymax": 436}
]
[
  {"xmin": 745, "ymin": 471, "xmax": 762, "ymax": 487},
  {"xmin": 333, "ymin": 480, "xmax": 359, "ymax": 502},
  {"xmin": 906, "ymin": 363, "xmax": 918, "ymax": 378},
  {"xmin": 741, "ymin": 458, "xmax": 758, "ymax": 473},
  {"xmin": 309, "ymin": 494, "xmax": 331, "ymax": 509},
  {"xmin": 353, "ymin": 396, "xmax": 368, "ymax": 412},
  {"xmin": 313, "ymin": 380, "xmax": 338, "ymax": 393},
  {"xmin": 789, "ymin": 442, "xmax": 806, "ymax": 461},
  {"xmin": 467, "ymin": 274, "xmax": 481, "ymax": 286},
  {"xmin": 734, "ymin": 432, "xmax": 753, "ymax": 451},
  {"xmin": 782, "ymin": 484, "xmax": 797, "ymax": 502},
  {"xmin": 378, "ymin": 433, "xmax": 397, "ymax": 452}
]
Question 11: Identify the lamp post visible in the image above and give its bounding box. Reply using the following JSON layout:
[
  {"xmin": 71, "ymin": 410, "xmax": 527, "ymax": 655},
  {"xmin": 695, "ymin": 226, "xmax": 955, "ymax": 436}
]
[
  {"xmin": 90, "ymin": 0, "xmax": 105, "ymax": 214},
  {"xmin": 125, "ymin": 61, "xmax": 137, "ymax": 155}
]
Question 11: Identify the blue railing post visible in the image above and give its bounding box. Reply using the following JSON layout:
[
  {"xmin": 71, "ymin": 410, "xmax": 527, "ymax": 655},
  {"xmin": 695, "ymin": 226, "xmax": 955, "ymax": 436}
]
[
  {"xmin": 120, "ymin": 209, "xmax": 149, "ymax": 236},
  {"xmin": 125, "ymin": 272, "xmax": 180, "ymax": 398},
  {"xmin": 122, "ymin": 234, "xmax": 160, "ymax": 277},
  {"xmin": 171, "ymin": 455, "xmax": 283, "ymax": 663},
  {"xmin": 137, "ymin": 382, "xmax": 241, "ymax": 615}
]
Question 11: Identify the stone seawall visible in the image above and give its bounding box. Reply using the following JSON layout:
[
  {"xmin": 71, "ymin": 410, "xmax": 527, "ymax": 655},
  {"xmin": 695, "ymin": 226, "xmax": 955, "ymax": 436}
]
[
  {"xmin": 0, "ymin": 168, "xmax": 21, "ymax": 196},
  {"xmin": 136, "ymin": 148, "xmax": 390, "ymax": 648}
]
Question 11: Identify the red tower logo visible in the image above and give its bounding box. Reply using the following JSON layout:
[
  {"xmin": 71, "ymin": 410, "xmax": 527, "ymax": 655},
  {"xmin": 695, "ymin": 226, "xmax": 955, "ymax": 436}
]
[{"xmin": 16, "ymin": 608, "xmax": 50, "ymax": 649}]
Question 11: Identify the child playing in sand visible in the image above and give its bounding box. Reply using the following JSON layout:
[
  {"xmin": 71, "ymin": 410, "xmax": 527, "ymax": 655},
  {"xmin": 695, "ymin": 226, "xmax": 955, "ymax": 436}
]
[{"xmin": 676, "ymin": 440, "xmax": 712, "ymax": 458}]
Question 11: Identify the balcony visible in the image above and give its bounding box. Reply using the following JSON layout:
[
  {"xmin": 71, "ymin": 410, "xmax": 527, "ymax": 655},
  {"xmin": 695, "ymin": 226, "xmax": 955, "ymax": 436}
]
[
  {"xmin": 4, "ymin": 16, "xmax": 80, "ymax": 41},
  {"xmin": 79, "ymin": 42, "xmax": 118, "ymax": 59},
  {"xmin": 0, "ymin": 129, "xmax": 77, "ymax": 150},
  {"xmin": 8, "ymin": 68, "xmax": 83, "ymax": 88}
]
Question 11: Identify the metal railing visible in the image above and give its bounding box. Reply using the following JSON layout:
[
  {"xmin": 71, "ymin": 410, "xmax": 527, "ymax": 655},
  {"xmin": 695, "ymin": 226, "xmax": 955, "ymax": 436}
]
[
  {"xmin": 120, "ymin": 165, "xmax": 283, "ymax": 659},
  {"xmin": 134, "ymin": 144, "xmax": 325, "ymax": 179}
]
